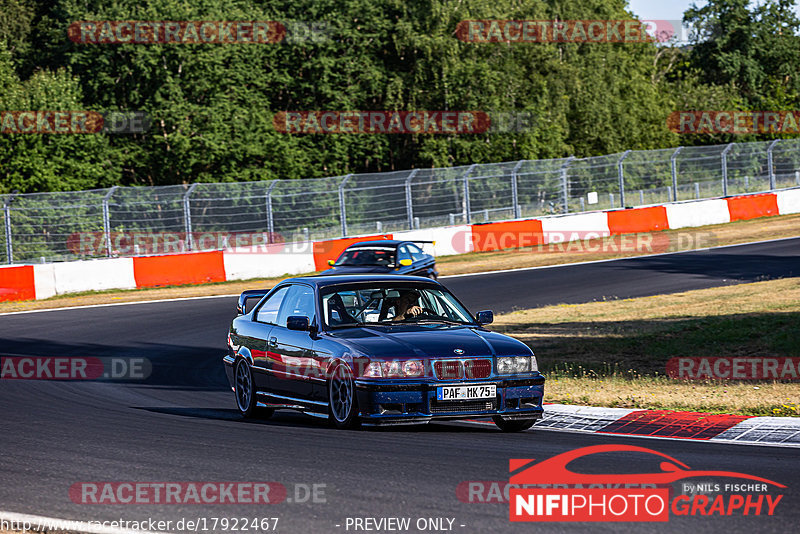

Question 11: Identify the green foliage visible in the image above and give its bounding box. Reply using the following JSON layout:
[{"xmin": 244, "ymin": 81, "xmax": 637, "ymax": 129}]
[
  {"xmin": 0, "ymin": 42, "xmax": 116, "ymax": 193},
  {"xmin": 684, "ymin": 0, "xmax": 800, "ymax": 110},
  {"xmin": 0, "ymin": 0, "xmax": 797, "ymax": 193}
]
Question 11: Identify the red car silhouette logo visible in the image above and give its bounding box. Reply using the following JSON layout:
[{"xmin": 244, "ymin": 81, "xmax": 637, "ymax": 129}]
[{"xmin": 510, "ymin": 444, "xmax": 785, "ymax": 487}]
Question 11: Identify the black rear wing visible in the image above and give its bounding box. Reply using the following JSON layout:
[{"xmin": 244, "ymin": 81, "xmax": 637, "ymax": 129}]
[{"xmin": 237, "ymin": 289, "xmax": 269, "ymax": 315}]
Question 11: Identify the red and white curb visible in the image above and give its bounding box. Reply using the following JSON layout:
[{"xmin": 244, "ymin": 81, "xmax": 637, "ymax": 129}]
[{"xmin": 527, "ymin": 404, "xmax": 800, "ymax": 447}]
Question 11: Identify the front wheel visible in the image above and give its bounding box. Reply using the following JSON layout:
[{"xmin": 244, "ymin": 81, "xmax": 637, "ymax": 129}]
[
  {"xmin": 234, "ymin": 359, "xmax": 273, "ymax": 419},
  {"xmin": 328, "ymin": 364, "xmax": 359, "ymax": 429},
  {"xmin": 492, "ymin": 416, "xmax": 536, "ymax": 433}
]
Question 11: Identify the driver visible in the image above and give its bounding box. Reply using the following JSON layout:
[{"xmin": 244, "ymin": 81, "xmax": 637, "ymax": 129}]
[{"xmin": 393, "ymin": 289, "xmax": 423, "ymax": 321}]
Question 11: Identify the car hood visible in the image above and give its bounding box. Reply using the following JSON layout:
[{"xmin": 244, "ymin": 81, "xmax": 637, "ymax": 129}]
[
  {"xmin": 320, "ymin": 266, "xmax": 394, "ymax": 275},
  {"xmin": 328, "ymin": 324, "xmax": 531, "ymax": 359}
]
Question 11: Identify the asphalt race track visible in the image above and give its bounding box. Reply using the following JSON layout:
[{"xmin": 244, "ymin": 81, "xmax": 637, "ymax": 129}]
[{"xmin": 1, "ymin": 238, "xmax": 799, "ymax": 533}]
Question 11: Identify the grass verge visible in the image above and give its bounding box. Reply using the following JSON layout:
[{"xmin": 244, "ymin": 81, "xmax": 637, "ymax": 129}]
[
  {"xmin": 493, "ymin": 277, "xmax": 800, "ymax": 416},
  {"xmin": 1, "ymin": 213, "xmax": 799, "ymax": 314}
]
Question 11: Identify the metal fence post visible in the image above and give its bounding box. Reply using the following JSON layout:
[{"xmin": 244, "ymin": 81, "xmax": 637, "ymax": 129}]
[
  {"xmin": 670, "ymin": 147, "xmax": 683, "ymax": 202},
  {"xmin": 561, "ymin": 157, "xmax": 575, "ymax": 213},
  {"xmin": 183, "ymin": 183, "xmax": 198, "ymax": 251},
  {"xmin": 405, "ymin": 169, "xmax": 418, "ymax": 230},
  {"xmin": 3, "ymin": 192, "xmax": 17, "ymax": 264},
  {"xmin": 511, "ymin": 161, "xmax": 524, "ymax": 219},
  {"xmin": 721, "ymin": 143, "xmax": 734, "ymax": 196},
  {"xmin": 767, "ymin": 139, "xmax": 780, "ymax": 191},
  {"xmin": 102, "ymin": 186, "xmax": 118, "ymax": 257},
  {"xmin": 265, "ymin": 180, "xmax": 278, "ymax": 244},
  {"xmin": 617, "ymin": 150, "xmax": 631, "ymax": 207},
  {"xmin": 339, "ymin": 174, "xmax": 353, "ymax": 237},
  {"xmin": 462, "ymin": 164, "xmax": 476, "ymax": 224}
]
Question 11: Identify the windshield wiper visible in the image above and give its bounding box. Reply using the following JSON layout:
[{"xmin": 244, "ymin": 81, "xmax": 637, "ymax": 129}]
[
  {"xmin": 410, "ymin": 318, "xmax": 469, "ymax": 326},
  {"xmin": 327, "ymin": 321, "xmax": 366, "ymax": 329}
]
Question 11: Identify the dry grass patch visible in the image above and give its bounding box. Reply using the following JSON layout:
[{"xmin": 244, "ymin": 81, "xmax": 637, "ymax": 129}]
[
  {"xmin": 547, "ymin": 377, "xmax": 800, "ymax": 416},
  {"xmin": 438, "ymin": 212, "xmax": 800, "ymax": 275},
  {"xmin": 493, "ymin": 278, "xmax": 800, "ymax": 416}
]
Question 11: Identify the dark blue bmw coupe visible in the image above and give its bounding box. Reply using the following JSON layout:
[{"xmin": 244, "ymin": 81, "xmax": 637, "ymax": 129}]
[
  {"xmin": 319, "ymin": 240, "xmax": 438, "ymax": 279},
  {"xmin": 223, "ymin": 275, "xmax": 544, "ymax": 431}
]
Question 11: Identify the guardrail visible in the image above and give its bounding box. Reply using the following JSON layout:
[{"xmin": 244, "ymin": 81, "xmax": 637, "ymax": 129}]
[{"xmin": 2, "ymin": 139, "xmax": 800, "ymax": 264}]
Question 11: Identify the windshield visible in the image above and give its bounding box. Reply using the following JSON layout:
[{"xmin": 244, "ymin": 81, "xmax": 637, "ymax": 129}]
[
  {"xmin": 321, "ymin": 285, "xmax": 475, "ymax": 328},
  {"xmin": 334, "ymin": 247, "xmax": 396, "ymax": 267}
]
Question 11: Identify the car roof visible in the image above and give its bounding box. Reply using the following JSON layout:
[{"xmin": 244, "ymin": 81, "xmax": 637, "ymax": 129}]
[
  {"xmin": 283, "ymin": 274, "xmax": 441, "ymax": 288},
  {"xmin": 345, "ymin": 240, "xmax": 404, "ymax": 248}
]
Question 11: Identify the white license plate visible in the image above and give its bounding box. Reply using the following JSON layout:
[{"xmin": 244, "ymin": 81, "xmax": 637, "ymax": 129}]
[{"xmin": 437, "ymin": 384, "xmax": 496, "ymax": 401}]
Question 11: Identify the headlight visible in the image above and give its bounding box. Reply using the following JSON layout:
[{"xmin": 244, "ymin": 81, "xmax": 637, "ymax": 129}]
[
  {"xmin": 361, "ymin": 360, "xmax": 425, "ymax": 378},
  {"xmin": 383, "ymin": 360, "xmax": 403, "ymax": 377},
  {"xmin": 497, "ymin": 357, "xmax": 514, "ymax": 374},
  {"xmin": 363, "ymin": 362, "xmax": 382, "ymax": 377},
  {"xmin": 514, "ymin": 356, "xmax": 530, "ymax": 372},
  {"xmin": 497, "ymin": 355, "xmax": 538, "ymax": 374},
  {"xmin": 402, "ymin": 360, "xmax": 425, "ymax": 377}
]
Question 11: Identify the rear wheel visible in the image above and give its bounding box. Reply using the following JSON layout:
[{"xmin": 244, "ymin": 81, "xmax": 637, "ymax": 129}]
[
  {"xmin": 234, "ymin": 359, "xmax": 273, "ymax": 419},
  {"xmin": 492, "ymin": 416, "xmax": 536, "ymax": 433},
  {"xmin": 328, "ymin": 363, "xmax": 359, "ymax": 429}
]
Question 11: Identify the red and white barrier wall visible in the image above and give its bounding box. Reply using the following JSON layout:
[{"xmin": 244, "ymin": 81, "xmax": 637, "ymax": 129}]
[{"xmin": 1, "ymin": 190, "xmax": 799, "ymax": 302}]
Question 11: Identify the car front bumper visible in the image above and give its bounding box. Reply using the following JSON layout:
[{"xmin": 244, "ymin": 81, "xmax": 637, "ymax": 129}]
[{"xmin": 354, "ymin": 375, "xmax": 545, "ymax": 426}]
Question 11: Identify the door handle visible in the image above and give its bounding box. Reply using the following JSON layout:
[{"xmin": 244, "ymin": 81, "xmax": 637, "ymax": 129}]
[{"xmin": 268, "ymin": 336, "xmax": 277, "ymax": 347}]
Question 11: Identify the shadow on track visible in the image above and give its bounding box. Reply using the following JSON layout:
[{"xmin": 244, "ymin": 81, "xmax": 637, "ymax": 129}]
[
  {"xmin": 0, "ymin": 337, "xmax": 229, "ymax": 390},
  {"xmin": 137, "ymin": 406, "xmax": 501, "ymax": 433},
  {"xmin": 623, "ymin": 252, "xmax": 799, "ymax": 281}
]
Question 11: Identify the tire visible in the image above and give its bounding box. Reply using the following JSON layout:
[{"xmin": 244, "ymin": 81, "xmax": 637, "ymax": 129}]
[
  {"xmin": 492, "ymin": 416, "xmax": 536, "ymax": 433},
  {"xmin": 328, "ymin": 363, "xmax": 360, "ymax": 429},
  {"xmin": 234, "ymin": 359, "xmax": 273, "ymax": 419}
]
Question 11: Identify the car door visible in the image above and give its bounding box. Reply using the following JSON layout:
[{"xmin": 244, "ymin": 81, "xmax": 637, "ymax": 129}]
[
  {"xmin": 269, "ymin": 284, "xmax": 319, "ymax": 399},
  {"xmin": 396, "ymin": 244, "xmax": 415, "ymax": 274},
  {"xmin": 250, "ymin": 285, "xmax": 290, "ymax": 390},
  {"xmin": 406, "ymin": 243, "xmax": 434, "ymax": 275}
]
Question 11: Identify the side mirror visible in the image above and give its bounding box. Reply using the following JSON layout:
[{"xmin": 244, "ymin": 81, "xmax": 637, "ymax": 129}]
[
  {"xmin": 286, "ymin": 315, "xmax": 311, "ymax": 331},
  {"xmin": 328, "ymin": 259, "xmax": 335, "ymax": 266},
  {"xmin": 399, "ymin": 259, "xmax": 413, "ymax": 267},
  {"xmin": 476, "ymin": 310, "xmax": 494, "ymax": 325}
]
